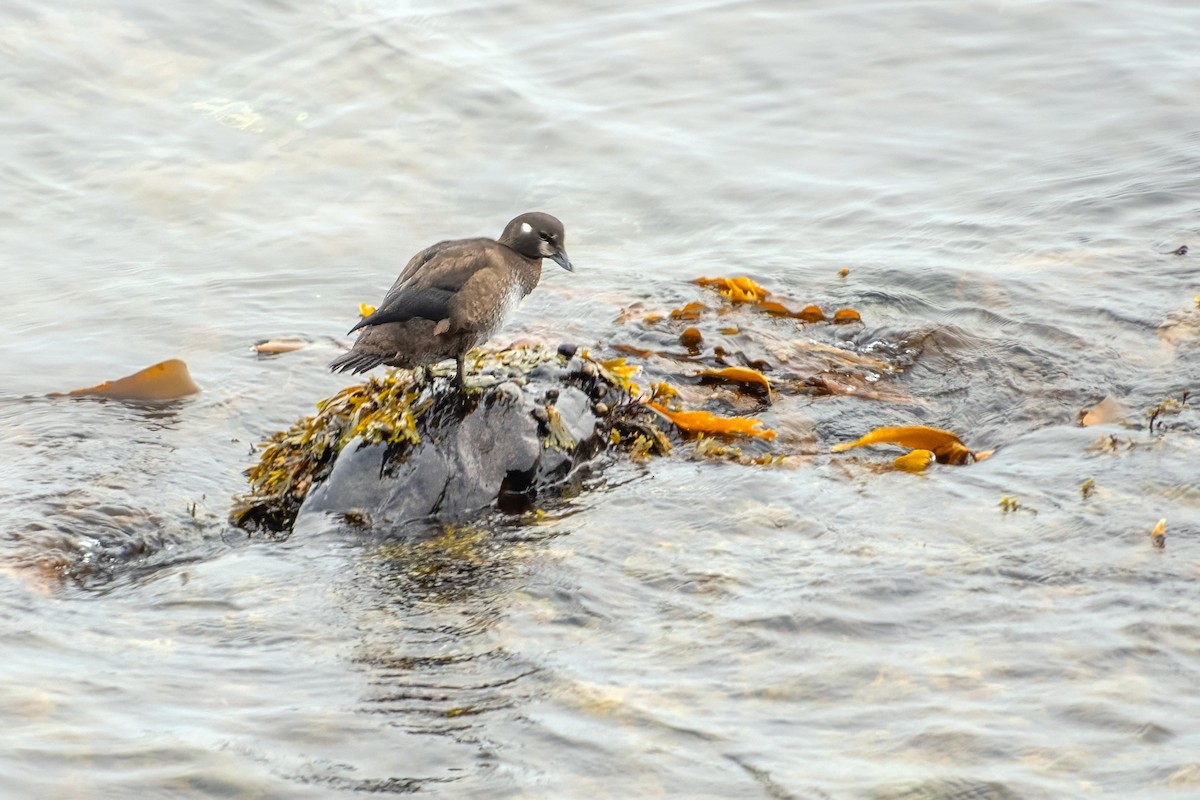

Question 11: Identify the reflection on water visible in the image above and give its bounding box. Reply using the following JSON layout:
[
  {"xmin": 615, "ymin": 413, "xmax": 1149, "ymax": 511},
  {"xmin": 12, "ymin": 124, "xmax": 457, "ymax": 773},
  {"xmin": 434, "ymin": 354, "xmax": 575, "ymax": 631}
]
[{"xmin": 3, "ymin": 0, "xmax": 1200, "ymax": 796}]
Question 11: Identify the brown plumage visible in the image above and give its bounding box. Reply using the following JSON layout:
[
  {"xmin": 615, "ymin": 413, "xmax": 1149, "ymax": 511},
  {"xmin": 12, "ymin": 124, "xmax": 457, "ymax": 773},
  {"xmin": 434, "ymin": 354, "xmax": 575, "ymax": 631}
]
[{"xmin": 329, "ymin": 212, "xmax": 573, "ymax": 388}]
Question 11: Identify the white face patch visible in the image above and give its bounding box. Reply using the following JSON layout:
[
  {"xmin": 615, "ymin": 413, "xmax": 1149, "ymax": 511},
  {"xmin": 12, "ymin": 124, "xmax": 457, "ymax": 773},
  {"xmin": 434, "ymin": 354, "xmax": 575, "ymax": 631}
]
[{"xmin": 520, "ymin": 222, "xmax": 532, "ymax": 234}]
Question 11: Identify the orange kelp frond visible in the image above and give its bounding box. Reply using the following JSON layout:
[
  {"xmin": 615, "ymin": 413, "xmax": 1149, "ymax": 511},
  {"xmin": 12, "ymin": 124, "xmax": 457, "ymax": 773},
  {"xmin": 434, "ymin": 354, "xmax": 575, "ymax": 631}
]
[
  {"xmin": 687, "ymin": 276, "xmax": 862, "ymax": 325},
  {"xmin": 757, "ymin": 300, "xmax": 796, "ymax": 317},
  {"xmin": 892, "ymin": 449, "xmax": 936, "ymax": 472},
  {"xmin": 648, "ymin": 401, "xmax": 777, "ymax": 440},
  {"xmin": 830, "ymin": 425, "xmax": 975, "ymax": 465},
  {"xmin": 795, "ymin": 305, "xmax": 826, "ymax": 323},
  {"xmin": 669, "ymin": 301, "xmax": 708, "ymax": 322},
  {"xmin": 695, "ymin": 366, "xmax": 772, "ymax": 395},
  {"xmin": 695, "ymin": 276, "xmax": 769, "ymax": 304},
  {"xmin": 68, "ymin": 359, "xmax": 201, "ymax": 401},
  {"xmin": 1150, "ymin": 518, "xmax": 1166, "ymax": 549}
]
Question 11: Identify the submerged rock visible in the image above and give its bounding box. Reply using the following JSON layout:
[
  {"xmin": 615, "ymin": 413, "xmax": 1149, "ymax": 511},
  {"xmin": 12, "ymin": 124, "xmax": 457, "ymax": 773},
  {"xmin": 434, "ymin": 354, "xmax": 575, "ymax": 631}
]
[{"xmin": 231, "ymin": 346, "xmax": 666, "ymax": 534}]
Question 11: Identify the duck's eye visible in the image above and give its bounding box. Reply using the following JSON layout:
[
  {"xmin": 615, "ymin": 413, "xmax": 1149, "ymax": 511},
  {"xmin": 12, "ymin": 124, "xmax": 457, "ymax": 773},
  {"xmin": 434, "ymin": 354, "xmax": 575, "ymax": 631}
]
[{"xmin": 539, "ymin": 232, "xmax": 554, "ymax": 242}]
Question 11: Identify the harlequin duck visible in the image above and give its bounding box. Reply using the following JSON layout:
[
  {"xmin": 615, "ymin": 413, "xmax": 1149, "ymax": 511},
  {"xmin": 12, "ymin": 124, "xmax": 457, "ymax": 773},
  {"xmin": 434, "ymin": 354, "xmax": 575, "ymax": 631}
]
[{"xmin": 329, "ymin": 212, "xmax": 573, "ymax": 388}]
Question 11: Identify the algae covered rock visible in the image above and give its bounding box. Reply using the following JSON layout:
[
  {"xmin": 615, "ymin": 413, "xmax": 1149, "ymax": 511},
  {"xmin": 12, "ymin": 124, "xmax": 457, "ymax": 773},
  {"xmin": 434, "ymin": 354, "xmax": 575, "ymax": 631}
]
[
  {"xmin": 302, "ymin": 380, "xmax": 600, "ymax": 527},
  {"xmin": 231, "ymin": 346, "xmax": 657, "ymax": 534}
]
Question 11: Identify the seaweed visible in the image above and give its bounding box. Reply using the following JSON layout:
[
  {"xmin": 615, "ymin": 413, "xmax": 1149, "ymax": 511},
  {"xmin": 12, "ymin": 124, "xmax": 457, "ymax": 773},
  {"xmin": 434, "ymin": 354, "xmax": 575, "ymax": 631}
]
[{"xmin": 231, "ymin": 368, "xmax": 427, "ymax": 532}]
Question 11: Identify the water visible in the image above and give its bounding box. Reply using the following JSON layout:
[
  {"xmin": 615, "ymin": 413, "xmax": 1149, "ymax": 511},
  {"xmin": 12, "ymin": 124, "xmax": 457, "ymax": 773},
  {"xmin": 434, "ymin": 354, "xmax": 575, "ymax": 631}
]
[{"xmin": 3, "ymin": 0, "xmax": 1199, "ymax": 796}]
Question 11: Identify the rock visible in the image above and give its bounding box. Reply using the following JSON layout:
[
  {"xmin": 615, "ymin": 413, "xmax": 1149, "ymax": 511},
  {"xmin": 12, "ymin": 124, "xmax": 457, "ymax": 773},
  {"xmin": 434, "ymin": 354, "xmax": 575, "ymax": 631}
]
[
  {"xmin": 301, "ymin": 380, "xmax": 601, "ymax": 526},
  {"xmin": 231, "ymin": 346, "xmax": 642, "ymax": 534}
]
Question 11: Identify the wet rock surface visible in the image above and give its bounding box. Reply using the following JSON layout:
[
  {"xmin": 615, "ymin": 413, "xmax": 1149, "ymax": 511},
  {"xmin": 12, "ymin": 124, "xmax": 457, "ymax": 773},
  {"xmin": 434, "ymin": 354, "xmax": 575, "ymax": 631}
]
[
  {"xmin": 231, "ymin": 347, "xmax": 637, "ymax": 535},
  {"xmin": 301, "ymin": 379, "xmax": 604, "ymax": 529}
]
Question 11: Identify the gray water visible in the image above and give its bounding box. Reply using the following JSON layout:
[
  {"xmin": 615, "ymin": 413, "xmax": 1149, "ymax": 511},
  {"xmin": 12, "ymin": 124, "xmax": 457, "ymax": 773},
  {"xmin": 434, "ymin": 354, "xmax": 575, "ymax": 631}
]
[{"xmin": 3, "ymin": 1, "xmax": 1199, "ymax": 797}]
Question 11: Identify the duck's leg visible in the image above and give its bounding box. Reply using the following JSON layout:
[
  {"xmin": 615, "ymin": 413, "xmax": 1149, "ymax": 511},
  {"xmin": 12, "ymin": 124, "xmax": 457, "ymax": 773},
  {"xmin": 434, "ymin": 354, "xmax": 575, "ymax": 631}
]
[{"xmin": 455, "ymin": 352, "xmax": 467, "ymax": 391}]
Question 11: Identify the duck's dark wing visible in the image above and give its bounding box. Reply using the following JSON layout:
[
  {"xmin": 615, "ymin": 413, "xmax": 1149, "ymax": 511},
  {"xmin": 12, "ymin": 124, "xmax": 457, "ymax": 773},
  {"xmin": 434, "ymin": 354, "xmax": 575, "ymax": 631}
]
[
  {"xmin": 348, "ymin": 239, "xmax": 501, "ymax": 334},
  {"xmin": 347, "ymin": 286, "xmax": 456, "ymax": 333},
  {"xmin": 399, "ymin": 237, "xmax": 493, "ymax": 283}
]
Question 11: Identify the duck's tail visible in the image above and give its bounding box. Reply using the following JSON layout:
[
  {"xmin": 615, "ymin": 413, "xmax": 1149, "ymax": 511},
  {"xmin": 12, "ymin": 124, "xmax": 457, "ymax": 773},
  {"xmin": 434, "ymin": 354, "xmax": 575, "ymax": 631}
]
[{"xmin": 328, "ymin": 348, "xmax": 387, "ymax": 374}]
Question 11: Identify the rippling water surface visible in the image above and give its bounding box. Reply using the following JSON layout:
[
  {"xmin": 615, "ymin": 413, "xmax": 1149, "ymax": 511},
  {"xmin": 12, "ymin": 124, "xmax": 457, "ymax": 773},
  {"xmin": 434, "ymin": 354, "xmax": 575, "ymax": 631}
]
[{"xmin": 3, "ymin": 1, "xmax": 1199, "ymax": 797}]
